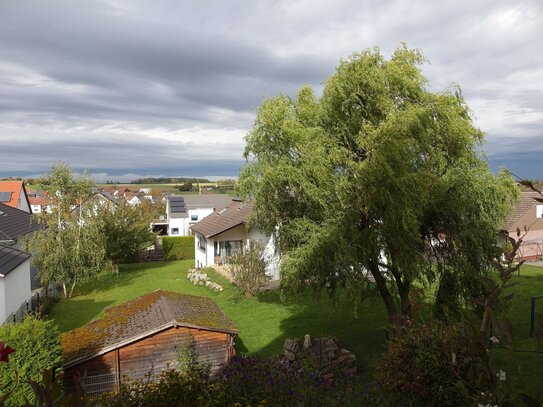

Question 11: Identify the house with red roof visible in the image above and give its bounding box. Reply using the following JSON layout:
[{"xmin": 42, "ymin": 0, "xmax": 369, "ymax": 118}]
[{"xmin": 0, "ymin": 180, "xmax": 31, "ymax": 213}]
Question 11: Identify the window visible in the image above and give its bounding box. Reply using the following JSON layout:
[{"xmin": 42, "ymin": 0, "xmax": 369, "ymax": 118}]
[
  {"xmin": 537, "ymin": 205, "xmax": 543, "ymax": 219},
  {"xmin": 197, "ymin": 235, "xmax": 207, "ymax": 252},
  {"xmin": 0, "ymin": 192, "xmax": 12, "ymax": 202},
  {"xmin": 172, "ymin": 228, "xmax": 179, "ymax": 235},
  {"xmin": 191, "ymin": 214, "xmax": 198, "ymax": 221}
]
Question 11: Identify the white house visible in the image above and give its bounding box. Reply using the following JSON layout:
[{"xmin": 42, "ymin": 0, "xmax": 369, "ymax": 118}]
[
  {"xmin": 190, "ymin": 200, "xmax": 280, "ymax": 280},
  {"xmin": 164, "ymin": 194, "xmax": 232, "ymax": 236},
  {"xmin": 0, "ymin": 202, "xmax": 42, "ymax": 293},
  {"xmin": 0, "ymin": 245, "xmax": 32, "ymax": 324}
]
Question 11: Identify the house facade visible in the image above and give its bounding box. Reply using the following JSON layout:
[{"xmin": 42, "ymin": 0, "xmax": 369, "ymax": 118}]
[
  {"xmin": 62, "ymin": 290, "xmax": 238, "ymax": 396},
  {"xmin": 0, "ymin": 245, "xmax": 31, "ymax": 324},
  {"xmin": 191, "ymin": 200, "xmax": 280, "ymax": 280},
  {"xmin": 503, "ymin": 191, "xmax": 543, "ymax": 261},
  {"xmin": 163, "ymin": 194, "xmax": 232, "ymax": 236}
]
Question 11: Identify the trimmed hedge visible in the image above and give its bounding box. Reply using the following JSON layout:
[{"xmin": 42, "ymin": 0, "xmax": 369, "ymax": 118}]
[
  {"xmin": 163, "ymin": 236, "xmax": 195, "ymax": 260},
  {"xmin": 0, "ymin": 317, "xmax": 63, "ymax": 406}
]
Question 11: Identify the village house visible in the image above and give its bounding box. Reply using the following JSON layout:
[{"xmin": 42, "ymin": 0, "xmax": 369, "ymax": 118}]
[
  {"xmin": 502, "ymin": 190, "xmax": 543, "ymax": 261},
  {"xmin": 190, "ymin": 199, "xmax": 280, "ymax": 280},
  {"xmin": 0, "ymin": 180, "xmax": 31, "ymax": 213},
  {"xmin": 62, "ymin": 290, "xmax": 238, "ymax": 396},
  {"xmin": 0, "ymin": 202, "xmax": 41, "ymax": 324},
  {"xmin": 162, "ymin": 194, "xmax": 231, "ymax": 236}
]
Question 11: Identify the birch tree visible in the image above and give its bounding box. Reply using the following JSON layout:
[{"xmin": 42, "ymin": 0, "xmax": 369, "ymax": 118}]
[{"xmin": 28, "ymin": 163, "xmax": 112, "ymax": 298}]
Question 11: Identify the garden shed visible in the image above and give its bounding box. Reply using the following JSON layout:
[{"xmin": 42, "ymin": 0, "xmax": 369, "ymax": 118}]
[{"xmin": 62, "ymin": 290, "xmax": 238, "ymax": 396}]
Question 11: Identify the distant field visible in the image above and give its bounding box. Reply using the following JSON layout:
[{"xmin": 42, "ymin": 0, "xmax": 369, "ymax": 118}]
[{"xmin": 96, "ymin": 183, "xmax": 235, "ymax": 194}]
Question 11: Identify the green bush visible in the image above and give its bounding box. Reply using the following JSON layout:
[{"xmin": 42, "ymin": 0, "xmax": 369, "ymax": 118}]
[
  {"xmin": 162, "ymin": 236, "xmax": 194, "ymax": 260},
  {"xmin": 376, "ymin": 320, "xmax": 502, "ymax": 406},
  {"xmin": 0, "ymin": 317, "xmax": 63, "ymax": 406}
]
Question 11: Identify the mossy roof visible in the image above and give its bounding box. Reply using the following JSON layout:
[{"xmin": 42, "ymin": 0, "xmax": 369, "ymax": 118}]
[{"xmin": 61, "ymin": 290, "xmax": 238, "ymax": 367}]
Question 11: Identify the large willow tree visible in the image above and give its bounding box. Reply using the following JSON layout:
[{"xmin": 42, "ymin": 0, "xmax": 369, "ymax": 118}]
[{"xmin": 238, "ymin": 46, "xmax": 518, "ymax": 322}]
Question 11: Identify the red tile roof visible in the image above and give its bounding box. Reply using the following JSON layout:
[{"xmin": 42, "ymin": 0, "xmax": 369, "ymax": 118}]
[
  {"xmin": 0, "ymin": 181, "xmax": 27, "ymax": 209},
  {"xmin": 190, "ymin": 200, "xmax": 254, "ymax": 238}
]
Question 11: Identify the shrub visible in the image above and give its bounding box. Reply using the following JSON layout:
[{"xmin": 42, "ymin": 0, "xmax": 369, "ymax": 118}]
[
  {"xmin": 0, "ymin": 317, "xmax": 63, "ymax": 406},
  {"xmin": 162, "ymin": 236, "xmax": 194, "ymax": 260},
  {"xmin": 99, "ymin": 356, "xmax": 371, "ymax": 406},
  {"xmin": 376, "ymin": 320, "xmax": 503, "ymax": 406},
  {"xmin": 215, "ymin": 356, "xmax": 370, "ymax": 406},
  {"xmin": 228, "ymin": 241, "xmax": 269, "ymax": 297},
  {"xmin": 98, "ymin": 370, "xmax": 215, "ymax": 407}
]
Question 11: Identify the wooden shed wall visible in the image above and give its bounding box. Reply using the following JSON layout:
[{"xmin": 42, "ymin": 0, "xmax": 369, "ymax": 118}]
[{"xmin": 64, "ymin": 326, "xmax": 234, "ymax": 394}]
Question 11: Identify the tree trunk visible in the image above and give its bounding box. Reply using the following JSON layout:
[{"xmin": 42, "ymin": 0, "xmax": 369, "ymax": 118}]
[
  {"xmin": 398, "ymin": 280, "xmax": 412, "ymax": 317},
  {"xmin": 62, "ymin": 283, "xmax": 67, "ymax": 298},
  {"xmin": 368, "ymin": 261, "xmax": 399, "ymax": 322},
  {"xmin": 68, "ymin": 281, "xmax": 76, "ymax": 299}
]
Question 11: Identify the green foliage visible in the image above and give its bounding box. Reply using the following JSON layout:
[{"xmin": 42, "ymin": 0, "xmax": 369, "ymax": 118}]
[
  {"xmin": 238, "ymin": 45, "xmax": 519, "ymax": 321},
  {"xmin": 175, "ymin": 334, "xmax": 210, "ymax": 377},
  {"xmin": 376, "ymin": 320, "xmax": 497, "ymax": 406},
  {"xmin": 94, "ymin": 201, "xmax": 157, "ymax": 264},
  {"xmin": 162, "ymin": 236, "xmax": 194, "ymax": 260},
  {"xmin": 0, "ymin": 318, "xmax": 63, "ymax": 406},
  {"xmin": 97, "ymin": 370, "xmax": 216, "ymax": 407},
  {"xmin": 98, "ymin": 358, "xmax": 369, "ymax": 407},
  {"xmin": 27, "ymin": 164, "xmax": 113, "ymax": 298},
  {"xmin": 228, "ymin": 241, "xmax": 269, "ymax": 297},
  {"xmin": 176, "ymin": 182, "xmax": 193, "ymax": 191}
]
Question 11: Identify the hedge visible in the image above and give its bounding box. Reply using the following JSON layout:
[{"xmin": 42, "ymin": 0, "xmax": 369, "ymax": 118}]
[
  {"xmin": 0, "ymin": 317, "xmax": 63, "ymax": 406},
  {"xmin": 163, "ymin": 236, "xmax": 195, "ymax": 260}
]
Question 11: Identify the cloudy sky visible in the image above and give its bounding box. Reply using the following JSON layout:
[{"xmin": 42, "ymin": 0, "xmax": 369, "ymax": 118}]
[{"xmin": 0, "ymin": 0, "xmax": 541, "ymax": 181}]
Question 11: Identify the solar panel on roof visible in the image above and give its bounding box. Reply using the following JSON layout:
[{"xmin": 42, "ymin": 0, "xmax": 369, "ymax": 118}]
[{"xmin": 0, "ymin": 192, "xmax": 12, "ymax": 202}]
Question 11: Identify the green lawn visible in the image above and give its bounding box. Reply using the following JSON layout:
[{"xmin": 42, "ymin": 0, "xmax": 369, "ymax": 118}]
[
  {"xmin": 48, "ymin": 260, "xmax": 389, "ymax": 374},
  {"xmin": 48, "ymin": 260, "xmax": 543, "ymax": 387}
]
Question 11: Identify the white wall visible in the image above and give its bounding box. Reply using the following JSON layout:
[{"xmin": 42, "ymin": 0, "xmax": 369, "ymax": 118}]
[
  {"xmin": 248, "ymin": 229, "xmax": 280, "ymax": 280},
  {"xmin": 193, "ymin": 224, "xmax": 280, "ymax": 280},
  {"xmin": 194, "ymin": 232, "xmax": 212, "ymax": 268},
  {"xmin": 31, "ymin": 204, "xmax": 42, "ymax": 214},
  {"xmin": 0, "ymin": 260, "xmax": 31, "ymax": 324},
  {"xmin": 18, "ymin": 192, "xmax": 30, "ymax": 213},
  {"xmin": 186, "ymin": 208, "xmax": 215, "ymax": 235},
  {"xmin": 169, "ymin": 217, "xmax": 188, "ymax": 236}
]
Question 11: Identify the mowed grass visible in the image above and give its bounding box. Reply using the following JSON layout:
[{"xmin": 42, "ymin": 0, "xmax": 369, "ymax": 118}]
[
  {"xmin": 48, "ymin": 260, "xmax": 543, "ymax": 387},
  {"xmin": 48, "ymin": 260, "xmax": 389, "ymax": 375}
]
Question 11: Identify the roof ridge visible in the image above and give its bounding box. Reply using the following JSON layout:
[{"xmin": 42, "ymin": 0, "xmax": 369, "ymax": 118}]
[{"xmin": 157, "ymin": 293, "xmax": 176, "ymax": 324}]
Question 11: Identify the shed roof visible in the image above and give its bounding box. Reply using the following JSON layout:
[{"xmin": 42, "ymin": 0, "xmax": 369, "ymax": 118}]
[
  {"xmin": 504, "ymin": 191, "xmax": 542, "ymax": 231},
  {"xmin": 0, "ymin": 244, "xmax": 30, "ymax": 277},
  {"xmin": 190, "ymin": 200, "xmax": 254, "ymax": 238},
  {"xmin": 0, "ymin": 203, "xmax": 41, "ymax": 242},
  {"xmin": 61, "ymin": 290, "xmax": 239, "ymax": 368}
]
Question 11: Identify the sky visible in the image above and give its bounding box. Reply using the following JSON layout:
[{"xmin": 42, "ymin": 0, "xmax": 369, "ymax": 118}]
[{"xmin": 0, "ymin": 0, "xmax": 542, "ymax": 182}]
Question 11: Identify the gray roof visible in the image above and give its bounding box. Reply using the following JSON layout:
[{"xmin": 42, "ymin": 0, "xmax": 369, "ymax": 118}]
[
  {"xmin": 0, "ymin": 202, "xmax": 41, "ymax": 241},
  {"xmin": 181, "ymin": 194, "xmax": 232, "ymax": 210},
  {"xmin": 191, "ymin": 200, "xmax": 254, "ymax": 238},
  {"xmin": 0, "ymin": 244, "xmax": 30, "ymax": 277}
]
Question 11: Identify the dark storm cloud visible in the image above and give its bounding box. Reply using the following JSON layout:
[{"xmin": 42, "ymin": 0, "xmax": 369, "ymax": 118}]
[{"xmin": 0, "ymin": 0, "xmax": 542, "ymax": 179}]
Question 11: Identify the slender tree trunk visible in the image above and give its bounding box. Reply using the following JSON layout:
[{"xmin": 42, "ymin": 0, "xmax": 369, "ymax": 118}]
[
  {"xmin": 398, "ymin": 280, "xmax": 412, "ymax": 317},
  {"xmin": 69, "ymin": 281, "xmax": 76, "ymax": 299},
  {"xmin": 368, "ymin": 261, "xmax": 399, "ymax": 322},
  {"xmin": 62, "ymin": 283, "xmax": 67, "ymax": 298}
]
